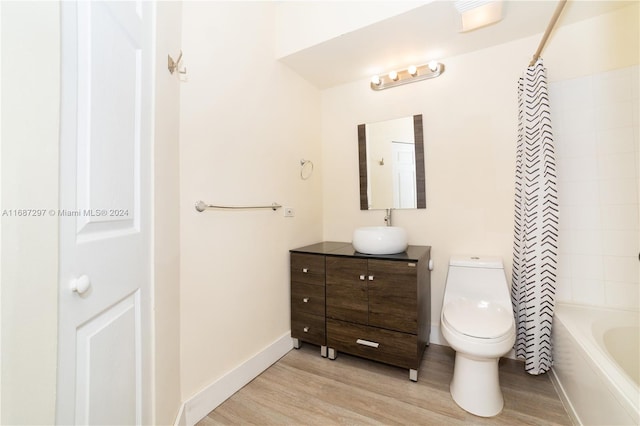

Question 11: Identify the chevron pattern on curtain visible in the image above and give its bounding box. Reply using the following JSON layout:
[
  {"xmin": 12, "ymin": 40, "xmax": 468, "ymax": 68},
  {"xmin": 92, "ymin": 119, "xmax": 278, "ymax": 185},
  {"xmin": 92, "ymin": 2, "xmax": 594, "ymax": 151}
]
[{"xmin": 511, "ymin": 58, "xmax": 559, "ymax": 375}]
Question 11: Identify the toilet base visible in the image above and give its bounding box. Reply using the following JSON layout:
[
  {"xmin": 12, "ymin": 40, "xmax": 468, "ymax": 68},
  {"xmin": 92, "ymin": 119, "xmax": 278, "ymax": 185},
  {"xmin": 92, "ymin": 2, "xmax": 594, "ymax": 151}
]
[{"xmin": 450, "ymin": 352, "xmax": 504, "ymax": 417}]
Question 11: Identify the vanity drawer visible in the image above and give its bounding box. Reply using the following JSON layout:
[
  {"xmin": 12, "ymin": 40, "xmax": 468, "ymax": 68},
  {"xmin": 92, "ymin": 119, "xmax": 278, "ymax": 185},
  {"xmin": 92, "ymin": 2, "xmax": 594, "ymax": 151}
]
[
  {"xmin": 291, "ymin": 311, "xmax": 326, "ymax": 346},
  {"xmin": 327, "ymin": 319, "xmax": 420, "ymax": 370},
  {"xmin": 290, "ymin": 253, "xmax": 325, "ymax": 286},
  {"xmin": 291, "ymin": 281, "xmax": 325, "ymax": 316}
]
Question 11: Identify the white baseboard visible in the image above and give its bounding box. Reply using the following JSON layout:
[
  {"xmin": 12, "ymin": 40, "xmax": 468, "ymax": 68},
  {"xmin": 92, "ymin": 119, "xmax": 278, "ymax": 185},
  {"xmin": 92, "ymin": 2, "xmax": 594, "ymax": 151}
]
[
  {"xmin": 429, "ymin": 323, "xmax": 446, "ymax": 346},
  {"xmin": 173, "ymin": 403, "xmax": 186, "ymax": 426},
  {"xmin": 176, "ymin": 332, "xmax": 293, "ymax": 426}
]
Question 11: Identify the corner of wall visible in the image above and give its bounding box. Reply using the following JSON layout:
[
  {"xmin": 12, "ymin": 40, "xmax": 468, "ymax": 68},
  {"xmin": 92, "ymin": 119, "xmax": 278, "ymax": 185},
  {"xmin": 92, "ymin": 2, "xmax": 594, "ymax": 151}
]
[{"xmin": 153, "ymin": 1, "xmax": 183, "ymax": 425}]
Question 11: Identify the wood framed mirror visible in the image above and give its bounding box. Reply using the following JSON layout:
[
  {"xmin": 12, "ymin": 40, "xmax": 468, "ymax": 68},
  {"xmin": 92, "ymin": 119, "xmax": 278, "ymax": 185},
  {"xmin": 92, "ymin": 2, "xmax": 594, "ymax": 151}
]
[{"xmin": 358, "ymin": 114, "xmax": 425, "ymax": 210}]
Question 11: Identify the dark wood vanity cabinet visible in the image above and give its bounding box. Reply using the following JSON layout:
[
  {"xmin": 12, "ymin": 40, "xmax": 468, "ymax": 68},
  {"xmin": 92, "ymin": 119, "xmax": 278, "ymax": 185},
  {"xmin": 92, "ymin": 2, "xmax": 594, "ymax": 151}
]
[
  {"xmin": 326, "ymin": 256, "xmax": 430, "ymax": 381},
  {"xmin": 290, "ymin": 242, "xmax": 431, "ymax": 381}
]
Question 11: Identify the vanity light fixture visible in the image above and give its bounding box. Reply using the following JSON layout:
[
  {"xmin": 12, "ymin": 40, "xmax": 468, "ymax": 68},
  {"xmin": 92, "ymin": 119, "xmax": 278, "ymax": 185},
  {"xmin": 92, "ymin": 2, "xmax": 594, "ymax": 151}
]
[{"xmin": 370, "ymin": 61, "xmax": 445, "ymax": 91}]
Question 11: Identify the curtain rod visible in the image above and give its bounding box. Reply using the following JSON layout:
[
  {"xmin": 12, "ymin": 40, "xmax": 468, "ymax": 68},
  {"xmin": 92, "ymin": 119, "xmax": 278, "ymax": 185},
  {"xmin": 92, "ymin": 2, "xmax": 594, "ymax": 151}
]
[{"xmin": 529, "ymin": 0, "xmax": 567, "ymax": 66}]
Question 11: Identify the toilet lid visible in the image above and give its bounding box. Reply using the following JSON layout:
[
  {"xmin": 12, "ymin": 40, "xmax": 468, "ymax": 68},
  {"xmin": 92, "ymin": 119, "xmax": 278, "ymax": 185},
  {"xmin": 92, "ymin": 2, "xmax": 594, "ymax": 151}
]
[{"xmin": 443, "ymin": 298, "xmax": 514, "ymax": 339}]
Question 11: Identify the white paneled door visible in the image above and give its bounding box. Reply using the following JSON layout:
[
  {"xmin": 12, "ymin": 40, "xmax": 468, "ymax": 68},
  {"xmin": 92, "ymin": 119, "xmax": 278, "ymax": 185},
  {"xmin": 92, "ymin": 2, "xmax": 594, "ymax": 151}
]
[
  {"xmin": 57, "ymin": 2, "xmax": 154, "ymax": 424},
  {"xmin": 392, "ymin": 142, "xmax": 417, "ymax": 209}
]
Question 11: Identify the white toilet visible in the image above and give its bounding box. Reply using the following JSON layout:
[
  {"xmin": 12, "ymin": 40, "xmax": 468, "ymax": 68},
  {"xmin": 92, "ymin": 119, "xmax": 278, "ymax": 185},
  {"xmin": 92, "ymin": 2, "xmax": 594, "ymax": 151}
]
[{"xmin": 440, "ymin": 256, "xmax": 516, "ymax": 417}]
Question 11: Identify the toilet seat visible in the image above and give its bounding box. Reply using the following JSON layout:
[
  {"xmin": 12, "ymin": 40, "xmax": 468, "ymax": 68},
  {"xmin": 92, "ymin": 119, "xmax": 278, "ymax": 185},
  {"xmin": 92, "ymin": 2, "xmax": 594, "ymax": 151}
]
[{"xmin": 443, "ymin": 298, "xmax": 513, "ymax": 339}]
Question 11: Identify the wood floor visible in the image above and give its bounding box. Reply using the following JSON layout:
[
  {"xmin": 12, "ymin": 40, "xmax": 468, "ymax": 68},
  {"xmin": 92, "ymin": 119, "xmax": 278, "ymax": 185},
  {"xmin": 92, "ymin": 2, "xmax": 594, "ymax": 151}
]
[{"xmin": 197, "ymin": 343, "xmax": 572, "ymax": 425}]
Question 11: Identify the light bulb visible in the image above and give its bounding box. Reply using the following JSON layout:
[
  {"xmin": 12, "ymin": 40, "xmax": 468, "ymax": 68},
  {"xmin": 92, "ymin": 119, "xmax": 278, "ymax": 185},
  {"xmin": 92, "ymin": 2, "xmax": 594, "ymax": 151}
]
[
  {"xmin": 388, "ymin": 70, "xmax": 399, "ymax": 81},
  {"xmin": 408, "ymin": 65, "xmax": 418, "ymax": 76},
  {"xmin": 370, "ymin": 75, "xmax": 381, "ymax": 86},
  {"xmin": 428, "ymin": 61, "xmax": 439, "ymax": 72}
]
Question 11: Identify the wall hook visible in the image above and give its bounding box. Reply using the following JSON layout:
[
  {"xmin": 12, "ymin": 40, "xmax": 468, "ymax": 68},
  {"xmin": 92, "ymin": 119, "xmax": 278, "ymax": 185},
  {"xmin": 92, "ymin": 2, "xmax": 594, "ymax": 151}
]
[{"xmin": 168, "ymin": 50, "xmax": 186, "ymax": 75}]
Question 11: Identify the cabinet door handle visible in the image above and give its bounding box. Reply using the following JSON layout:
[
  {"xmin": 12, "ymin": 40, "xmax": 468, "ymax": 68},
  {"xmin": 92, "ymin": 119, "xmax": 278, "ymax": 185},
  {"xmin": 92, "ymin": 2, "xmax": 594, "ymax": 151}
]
[
  {"xmin": 368, "ymin": 275, "xmax": 374, "ymax": 281},
  {"xmin": 359, "ymin": 274, "xmax": 365, "ymax": 280},
  {"xmin": 302, "ymin": 268, "xmax": 309, "ymax": 273},
  {"xmin": 302, "ymin": 297, "xmax": 309, "ymax": 303},
  {"xmin": 356, "ymin": 338, "xmax": 379, "ymax": 348},
  {"xmin": 303, "ymin": 327, "xmax": 309, "ymax": 333}
]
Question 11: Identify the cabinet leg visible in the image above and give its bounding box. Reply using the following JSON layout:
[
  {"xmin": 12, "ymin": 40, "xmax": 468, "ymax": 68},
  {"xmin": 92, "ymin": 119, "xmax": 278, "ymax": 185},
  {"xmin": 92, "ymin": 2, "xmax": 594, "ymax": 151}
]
[
  {"xmin": 409, "ymin": 369, "xmax": 418, "ymax": 382},
  {"xmin": 292, "ymin": 338, "xmax": 300, "ymax": 349},
  {"xmin": 320, "ymin": 345, "xmax": 328, "ymax": 358},
  {"xmin": 328, "ymin": 347, "xmax": 337, "ymax": 360}
]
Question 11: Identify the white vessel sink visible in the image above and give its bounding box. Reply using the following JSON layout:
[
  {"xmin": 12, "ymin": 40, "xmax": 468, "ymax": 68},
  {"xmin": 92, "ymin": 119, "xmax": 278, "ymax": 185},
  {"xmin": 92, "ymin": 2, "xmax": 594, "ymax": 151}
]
[{"xmin": 352, "ymin": 226, "xmax": 408, "ymax": 255}]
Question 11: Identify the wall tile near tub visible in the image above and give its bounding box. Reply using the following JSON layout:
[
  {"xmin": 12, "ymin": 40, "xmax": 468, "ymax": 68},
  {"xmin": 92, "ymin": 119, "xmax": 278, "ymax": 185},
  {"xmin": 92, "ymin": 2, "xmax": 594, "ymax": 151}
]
[
  {"xmin": 598, "ymin": 153, "xmax": 636, "ymax": 180},
  {"xmin": 571, "ymin": 254, "xmax": 604, "ymax": 280},
  {"xmin": 605, "ymin": 282, "xmax": 639, "ymax": 309},
  {"xmin": 596, "ymin": 100, "xmax": 635, "ymax": 131},
  {"xmin": 603, "ymin": 255, "xmax": 638, "ymax": 283},
  {"xmin": 552, "ymin": 64, "xmax": 639, "ymax": 310},
  {"xmin": 593, "ymin": 67, "xmax": 634, "ymax": 105},
  {"xmin": 601, "ymin": 204, "xmax": 639, "ymax": 230},
  {"xmin": 602, "ymin": 229, "xmax": 639, "ymax": 257},
  {"xmin": 558, "ymin": 74, "xmax": 594, "ymax": 111},
  {"xmin": 598, "ymin": 178, "xmax": 638, "ymax": 205},
  {"xmin": 571, "ymin": 278, "xmax": 606, "ymax": 305},
  {"xmin": 596, "ymin": 127, "xmax": 635, "ymax": 155}
]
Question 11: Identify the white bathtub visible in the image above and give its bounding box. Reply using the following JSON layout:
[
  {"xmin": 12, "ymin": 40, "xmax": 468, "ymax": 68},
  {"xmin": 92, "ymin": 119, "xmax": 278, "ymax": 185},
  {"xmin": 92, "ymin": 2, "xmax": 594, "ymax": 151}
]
[{"xmin": 551, "ymin": 303, "xmax": 639, "ymax": 425}]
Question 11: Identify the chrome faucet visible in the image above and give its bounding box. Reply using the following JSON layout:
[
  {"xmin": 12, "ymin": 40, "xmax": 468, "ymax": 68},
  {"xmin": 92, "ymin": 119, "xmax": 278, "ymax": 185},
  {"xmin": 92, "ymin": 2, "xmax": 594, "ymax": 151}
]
[{"xmin": 384, "ymin": 209, "xmax": 392, "ymax": 226}]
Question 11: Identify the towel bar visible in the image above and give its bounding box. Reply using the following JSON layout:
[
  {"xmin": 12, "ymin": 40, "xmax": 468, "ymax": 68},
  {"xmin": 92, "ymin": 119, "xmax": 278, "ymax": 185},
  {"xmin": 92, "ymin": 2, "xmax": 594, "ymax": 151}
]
[{"xmin": 195, "ymin": 200, "xmax": 282, "ymax": 212}]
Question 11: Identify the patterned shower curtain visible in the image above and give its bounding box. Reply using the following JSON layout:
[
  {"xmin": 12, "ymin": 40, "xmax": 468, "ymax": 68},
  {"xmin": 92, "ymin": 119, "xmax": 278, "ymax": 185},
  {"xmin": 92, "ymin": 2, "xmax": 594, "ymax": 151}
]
[{"xmin": 511, "ymin": 58, "xmax": 559, "ymax": 375}]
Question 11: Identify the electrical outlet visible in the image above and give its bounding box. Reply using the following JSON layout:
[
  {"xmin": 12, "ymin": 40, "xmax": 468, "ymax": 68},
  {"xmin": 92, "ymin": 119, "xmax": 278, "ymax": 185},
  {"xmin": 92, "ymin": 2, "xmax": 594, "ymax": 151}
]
[{"xmin": 284, "ymin": 207, "xmax": 295, "ymax": 217}]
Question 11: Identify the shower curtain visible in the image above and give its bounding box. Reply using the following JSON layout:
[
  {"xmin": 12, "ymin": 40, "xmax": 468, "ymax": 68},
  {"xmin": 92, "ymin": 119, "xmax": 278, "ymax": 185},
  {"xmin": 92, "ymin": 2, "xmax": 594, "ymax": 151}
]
[{"xmin": 511, "ymin": 58, "xmax": 558, "ymax": 375}]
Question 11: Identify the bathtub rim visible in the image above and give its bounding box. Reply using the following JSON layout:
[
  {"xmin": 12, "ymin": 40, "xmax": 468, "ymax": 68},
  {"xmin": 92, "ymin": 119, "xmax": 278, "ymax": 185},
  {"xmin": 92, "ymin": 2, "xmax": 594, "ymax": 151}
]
[{"xmin": 553, "ymin": 303, "xmax": 639, "ymax": 423}]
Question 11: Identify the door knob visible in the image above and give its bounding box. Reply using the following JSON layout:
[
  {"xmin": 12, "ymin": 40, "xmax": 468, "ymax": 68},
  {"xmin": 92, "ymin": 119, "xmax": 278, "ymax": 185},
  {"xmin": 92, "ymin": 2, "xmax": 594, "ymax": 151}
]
[{"xmin": 70, "ymin": 275, "xmax": 91, "ymax": 295}]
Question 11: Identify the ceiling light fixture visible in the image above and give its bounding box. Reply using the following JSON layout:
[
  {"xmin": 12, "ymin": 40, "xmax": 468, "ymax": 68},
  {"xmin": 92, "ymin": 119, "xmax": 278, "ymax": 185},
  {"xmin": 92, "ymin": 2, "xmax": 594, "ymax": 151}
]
[
  {"xmin": 454, "ymin": 0, "xmax": 503, "ymax": 32},
  {"xmin": 370, "ymin": 61, "xmax": 445, "ymax": 91}
]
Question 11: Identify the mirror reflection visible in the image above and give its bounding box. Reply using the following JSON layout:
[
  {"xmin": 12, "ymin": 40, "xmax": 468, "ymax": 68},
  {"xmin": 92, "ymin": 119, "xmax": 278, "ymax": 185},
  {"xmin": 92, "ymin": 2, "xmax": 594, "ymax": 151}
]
[{"xmin": 358, "ymin": 114, "xmax": 425, "ymax": 210}]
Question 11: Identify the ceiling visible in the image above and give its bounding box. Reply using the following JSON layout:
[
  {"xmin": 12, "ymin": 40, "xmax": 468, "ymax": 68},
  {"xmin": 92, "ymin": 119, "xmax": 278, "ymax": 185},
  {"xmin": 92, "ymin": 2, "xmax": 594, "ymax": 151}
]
[{"xmin": 279, "ymin": 1, "xmax": 633, "ymax": 89}]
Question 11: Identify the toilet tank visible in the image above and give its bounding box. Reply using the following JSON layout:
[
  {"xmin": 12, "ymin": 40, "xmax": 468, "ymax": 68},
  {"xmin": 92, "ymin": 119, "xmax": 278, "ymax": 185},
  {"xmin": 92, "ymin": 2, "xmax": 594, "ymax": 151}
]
[{"xmin": 443, "ymin": 256, "xmax": 511, "ymax": 307}]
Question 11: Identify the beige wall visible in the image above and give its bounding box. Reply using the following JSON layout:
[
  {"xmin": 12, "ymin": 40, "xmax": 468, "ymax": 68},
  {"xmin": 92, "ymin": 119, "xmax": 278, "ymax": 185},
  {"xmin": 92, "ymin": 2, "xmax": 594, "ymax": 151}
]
[
  {"xmin": 178, "ymin": 1, "xmax": 323, "ymax": 400},
  {"xmin": 0, "ymin": 2, "xmax": 60, "ymax": 423},
  {"xmin": 321, "ymin": 3, "xmax": 639, "ymax": 328},
  {"xmin": 154, "ymin": 2, "xmax": 183, "ymax": 424}
]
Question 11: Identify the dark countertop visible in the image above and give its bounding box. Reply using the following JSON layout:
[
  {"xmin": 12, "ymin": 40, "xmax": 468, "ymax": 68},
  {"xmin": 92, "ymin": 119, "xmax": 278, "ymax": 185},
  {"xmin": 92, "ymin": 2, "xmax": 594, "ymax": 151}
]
[{"xmin": 290, "ymin": 241, "xmax": 430, "ymax": 262}]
